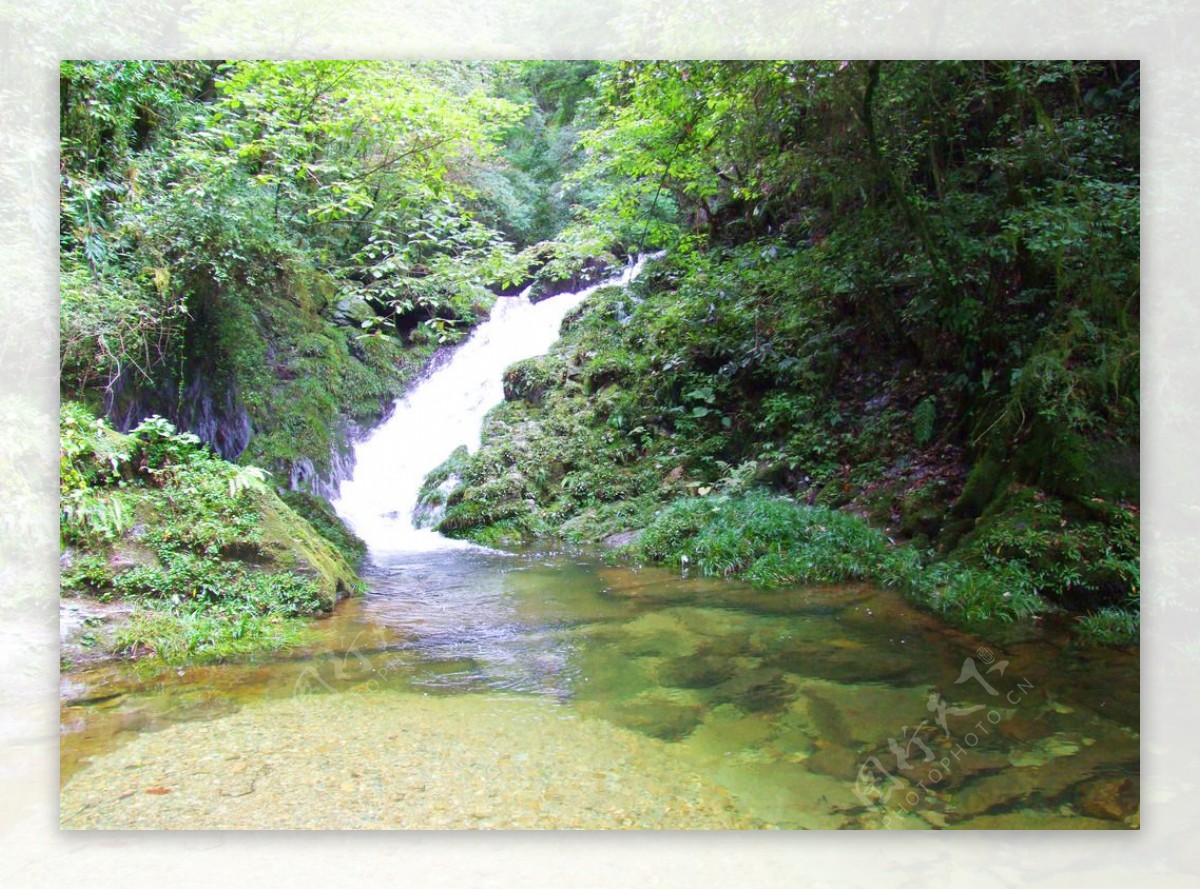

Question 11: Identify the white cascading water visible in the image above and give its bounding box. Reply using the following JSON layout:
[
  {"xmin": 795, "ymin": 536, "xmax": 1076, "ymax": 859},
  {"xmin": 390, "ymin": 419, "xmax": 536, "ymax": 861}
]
[{"xmin": 332, "ymin": 255, "xmax": 661, "ymax": 557}]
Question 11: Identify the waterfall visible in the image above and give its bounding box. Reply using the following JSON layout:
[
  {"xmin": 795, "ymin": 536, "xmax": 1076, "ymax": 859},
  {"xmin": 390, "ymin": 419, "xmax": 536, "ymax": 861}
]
[{"xmin": 332, "ymin": 254, "xmax": 661, "ymax": 557}]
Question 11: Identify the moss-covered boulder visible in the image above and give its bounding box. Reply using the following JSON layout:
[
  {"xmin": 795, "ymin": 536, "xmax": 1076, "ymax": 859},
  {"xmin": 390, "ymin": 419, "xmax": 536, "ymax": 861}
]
[
  {"xmin": 255, "ymin": 490, "xmax": 358, "ymax": 608},
  {"xmin": 60, "ymin": 404, "xmax": 361, "ymax": 662}
]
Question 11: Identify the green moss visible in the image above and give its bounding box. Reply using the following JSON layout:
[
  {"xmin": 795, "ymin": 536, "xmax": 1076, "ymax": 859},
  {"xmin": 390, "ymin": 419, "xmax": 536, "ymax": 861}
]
[
  {"xmin": 256, "ymin": 490, "xmax": 358, "ymax": 607},
  {"xmin": 953, "ymin": 450, "xmax": 1006, "ymax": 520},
  {"xmin": 279, "ymin": 489, "xmax": 367, "ymax": 565}
]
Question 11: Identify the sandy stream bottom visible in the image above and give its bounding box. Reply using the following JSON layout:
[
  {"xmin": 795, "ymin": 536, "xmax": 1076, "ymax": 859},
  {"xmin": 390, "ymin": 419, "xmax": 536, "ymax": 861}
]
[{"xmin": 60, "ymin": 689, "xmax": 759, "ymax": 830}]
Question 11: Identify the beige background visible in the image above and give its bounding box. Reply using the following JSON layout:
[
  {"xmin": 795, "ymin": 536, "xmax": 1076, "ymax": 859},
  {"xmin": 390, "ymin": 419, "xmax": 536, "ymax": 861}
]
[{"xmin": 0, "ymin": 2, "xmax": 1189, "ymax": 885}]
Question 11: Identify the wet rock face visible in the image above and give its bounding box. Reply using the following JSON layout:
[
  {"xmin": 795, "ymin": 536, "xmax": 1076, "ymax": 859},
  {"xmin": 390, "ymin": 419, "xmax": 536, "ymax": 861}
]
[
  {"xmin": 107, "ymin": 366, "xmax": 252, "ymax": 462},
  {"xmin": 601, "ymin": 529, "xmax": 643, "ymax": 550}
]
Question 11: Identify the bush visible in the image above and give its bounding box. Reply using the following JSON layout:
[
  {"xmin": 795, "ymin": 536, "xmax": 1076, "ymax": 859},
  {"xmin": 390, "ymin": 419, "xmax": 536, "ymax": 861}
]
[{"xmin": 633, "ymin": 493, "xmax": 893, "ymax": 585}]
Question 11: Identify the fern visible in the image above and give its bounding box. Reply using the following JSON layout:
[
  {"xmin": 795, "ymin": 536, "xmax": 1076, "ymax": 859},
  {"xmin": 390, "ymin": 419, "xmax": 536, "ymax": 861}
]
[
  {"xmin": 227, "ymin": 464, "xmax": 271, "ymax": 498},
  {"xmin": 913, "ymin": 396, "xmax": 937, "ymax": 447},
  {"xmin": 61, "ymin": 489, "xmax": 131, "ymax": 541}
]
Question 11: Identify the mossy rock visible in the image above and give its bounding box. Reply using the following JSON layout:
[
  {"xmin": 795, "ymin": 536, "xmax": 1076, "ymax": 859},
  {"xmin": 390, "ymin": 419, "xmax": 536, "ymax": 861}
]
[
  {"xmin": 417, "ymin": 445, "xmax": 471, "ymax": 511},
  {"xmin": 502, "ymin": 355, "xmax": 567, "ymax": 407},
  {"xmin": 279, "ymin": 489, "xmax": 366, "ymax": 565},
  {"xmin": 255, "ymin": 490, "xmax": 358, "ymax": 609},
  {"xmin": 438, "ymin": 493, "xmax": 529, "ymax": 536},
  {"xmin": 953, "ymin": 450, "xmax": 1006, "ymax": 520}
]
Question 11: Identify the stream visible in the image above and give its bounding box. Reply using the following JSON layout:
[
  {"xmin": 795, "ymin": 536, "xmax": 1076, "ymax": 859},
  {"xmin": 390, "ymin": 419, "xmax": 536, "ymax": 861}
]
[{"xmin": 59, "ymin": 262, "xmax": 1140, "ymax": 830}]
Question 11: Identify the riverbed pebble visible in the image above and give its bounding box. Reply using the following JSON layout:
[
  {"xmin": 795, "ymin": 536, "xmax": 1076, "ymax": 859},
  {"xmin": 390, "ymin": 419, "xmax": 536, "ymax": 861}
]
[{"xmin": 61, "ymin": 689, "xmax": 759, "ymax": 830}]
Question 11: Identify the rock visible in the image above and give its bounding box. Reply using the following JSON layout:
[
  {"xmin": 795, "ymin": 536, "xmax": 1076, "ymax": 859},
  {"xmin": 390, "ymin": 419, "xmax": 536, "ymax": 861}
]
[
  {"xmin": 919, "ymin": 809, "xmax": 949, "ymax": 828},
  {"xmin": 502, "ymin": 355, "xmax": 565, "ymax": 406},
  {"xmin": 711, "ymin": 669, "xmax": 795, "ymax": 714},
  {"xmin": 738, "ymin": 585, "xmax": 875, "ymax": 617},
  {"xmin": 615, "ymin": 611, "xmax": 696, "ymax": 658},
  {"xmin": 601, "ymin": 529, "xmax": 644, "ymax": 550},
  {"xmin": 798, "ymin": 680, "xmax": 932, "ymax": 749},
  {"xmin": 804, "ymin": 744, "xmax": 863, "ymax": 781},
  {"xmin": 681, "ymin": 705, "xmax": 779, "ymax": 765},
  {"xmin": 108, "ymin": 542, "xmax": 159, "ymax": 572},
  {"xmin": 712, "ymin": 761, "xmax": 861, "ymax": 829},
  {"xmin": 765, "ymin": 640, "xmax": 919, "ymax": 685},
  {"xmin": 952, "ymin": 769, "xmax": 1040, "ymax": 816},
  {"xmin": 950, "ymin": 810, "xmax": 1121, "ymax": 830},
  {"xmin": 603, "ymin": 695, "xmax": 705, "ymax": 741},
  {"xmin": 858, "ymin": 808, "xmax": 930, "ymax": 830},
  {"xmin": 1078, "ymin": 776, "xmax": 1139, "ymax": 821},
  {"xmin": 950, "ymin": 744, "xmax": 1116, "ymax": 818},
  {"xmin": 657, "ymin": 655, "xmax": 736, "ymax": 690},
  {"xmin": 996, "ymin": 714, "xmax": 1052, "ymax": 742},
  {"xmin": 1007, "ymin": 732, "xmax": 1086, "ymax": 768}
]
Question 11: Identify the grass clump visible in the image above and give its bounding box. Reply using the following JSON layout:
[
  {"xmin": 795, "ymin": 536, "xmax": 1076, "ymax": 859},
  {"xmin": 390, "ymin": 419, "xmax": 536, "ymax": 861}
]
[
  {"xmin": 1076, "ymin": 607, "xmax": 1140, "ymax": 647},
  {"xmin": 631, "ymin": 492, "xmax": 1048, "ymax": 625},
  {"xmin": 635, "ymin": 494, "xmax": 890, "ymax": 583},
  {"xmin": 114, "ymin": 609, "xmax": 315, "ymax": 663},
  {"xmin": 905, "ymin": 561, "xmax": 1046, "ymax": 624}
]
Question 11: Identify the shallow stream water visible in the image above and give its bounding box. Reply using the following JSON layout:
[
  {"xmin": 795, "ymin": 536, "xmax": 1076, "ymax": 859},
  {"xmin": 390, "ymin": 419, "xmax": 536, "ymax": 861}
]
[
  {"xmin": 60, "ymin": 260, "xmax": 1139, "ymax": 829},
  {"xmin": 59, "ymin": 549, "xmax": 1139, "ymax": 829}
]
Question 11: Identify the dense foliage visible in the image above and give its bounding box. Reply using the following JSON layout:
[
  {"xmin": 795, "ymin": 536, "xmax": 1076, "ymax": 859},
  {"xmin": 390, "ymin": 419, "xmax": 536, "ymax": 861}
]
[
  {"xmin": 61, "ymin": 60, "xmax": 1139, "ymax": 652},
  {"xmin": 430, "ymin": 61, "xmax": 1140, "ymax": 643}
]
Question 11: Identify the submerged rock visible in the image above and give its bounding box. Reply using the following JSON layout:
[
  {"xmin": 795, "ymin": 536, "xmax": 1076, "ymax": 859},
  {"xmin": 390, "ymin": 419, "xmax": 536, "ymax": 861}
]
[
  {"xmin": 711, "ymin": 668, "xmax": 795, "ymax": 714},
  {"xmin": 600, "ymin": 693, "xmax": 705, "ymax": 741},
  {"xmin": 949, "ymin": 809, "xmax": 1120, "ymax": 830},
  {"xmin": 763, "ymin": 638, "xmax": 920, "ymax": 686},
  {"xmin": 803, "ymin": 743, "xmax": 863, "ymax": 781},
  {"xmin": 657, "ymin": 655, "xmax": 736, "ymax": 690},
  {"xmin": 797, "ymin": 680, "xmax": 932, "ymax": 749},
  {"xmin": 1077, "ymin": 776, "xmax": 1139, "ymax": 821}
]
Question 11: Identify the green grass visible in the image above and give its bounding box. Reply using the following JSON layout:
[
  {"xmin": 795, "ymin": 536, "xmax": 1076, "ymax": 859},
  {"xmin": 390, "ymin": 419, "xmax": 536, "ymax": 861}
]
[
  {"xmin": 1076, "ymin": 607, "xmax": 1140, "ymax": 647},
  {"xmin": 634, "ymin": 494, "xmax": 889, "ymax": 583},
  {"xmin": 114, "ymin": 608, "xmax": 315, "ymax": 663},
  {"xmin": 631, "ymin": 492, "xmax": 1048, "ymax": 625}
]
